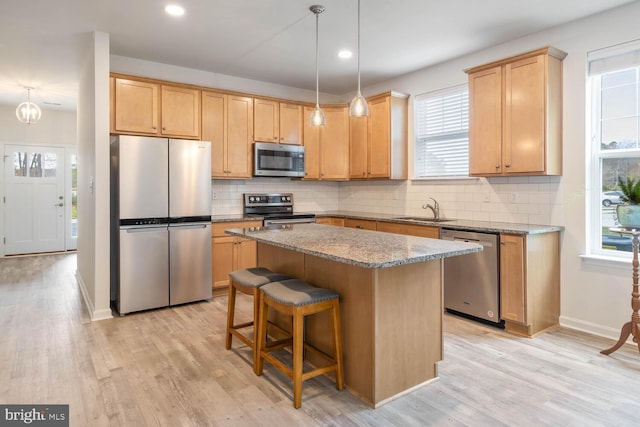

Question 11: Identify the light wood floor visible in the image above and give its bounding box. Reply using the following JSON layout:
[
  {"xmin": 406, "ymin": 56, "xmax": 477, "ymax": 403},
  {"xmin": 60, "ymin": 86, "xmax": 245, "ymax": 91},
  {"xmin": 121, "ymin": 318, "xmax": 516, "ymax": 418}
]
[{"xmin": 1, "ymin": 253, "xmax": 640, "ymax": 426}]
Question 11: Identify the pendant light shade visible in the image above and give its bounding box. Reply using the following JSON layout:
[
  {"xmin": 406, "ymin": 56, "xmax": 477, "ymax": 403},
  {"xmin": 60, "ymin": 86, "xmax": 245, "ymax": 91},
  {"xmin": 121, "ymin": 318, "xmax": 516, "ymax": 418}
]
[
  {"xmin": 16, "ymin": 87, "xmax": 42, "ymax": 124},
  {"xmin": 310, "ymin": 5, "xmax": 326, "ymax": 126},
  {"xmin": 349, "ymin": 0, "xmax": 369, "ymax": 117}
]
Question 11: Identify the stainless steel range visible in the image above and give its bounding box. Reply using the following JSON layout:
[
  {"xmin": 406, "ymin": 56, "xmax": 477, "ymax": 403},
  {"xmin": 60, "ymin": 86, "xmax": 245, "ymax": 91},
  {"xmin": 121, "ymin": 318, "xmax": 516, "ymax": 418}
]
[{"xmin": 243, "ymin": 193, "xmax": 316, "ymax": 226}]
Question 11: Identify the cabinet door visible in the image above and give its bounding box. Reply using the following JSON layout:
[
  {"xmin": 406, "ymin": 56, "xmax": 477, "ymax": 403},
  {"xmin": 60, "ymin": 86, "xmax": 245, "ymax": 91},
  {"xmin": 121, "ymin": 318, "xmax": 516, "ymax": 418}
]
[
  {"xmin": 320, "ymin": 107, "xmax": 349, "ymax": 180},
  {"xmin": 226, "ymin": 95, "xmax": 254, "ymax": 178},
  {"xmin": 468, "ymin": 66, "xmax": 503, "ymax": 176},
  {"xmin": 202, "ymin": 91, "xmax": 226, "ymax": 177},
  {"xmin": 212, "ymin": 236, "xmax": 235, "ymax": 290},
  {"xmin": 303, "ymin": 106, "xmax": 320, "ymax": 179},
  {"xmin": 368, "ymin": 96, "xmax": 391, "ymax": 178},
  {"xmin": 504, "ymin": 55, "xmax": 545, "ymax": 174},
  {"xmin": 236, "ymin": 238, "xmax": 258, "ymax": 270},
  {"xmin": 500, "ymin": 234, "xmax": 526, "ymax": 324},
  {"xmin": 349, "ymin": 116, "xmax": 368, "ymax": 178},
  {"xmin": 114, "ymin": 78, "xmax": 159, "ymax": 134},
  {"xmin": 376, "ymin": 222, "xmax": 439, "ymax": 238},
  {"xmin": 161, "ymin": 85, "xmax": 200, "ymax": 138},
  {"xmin": 254, "ymin": 99, "xmax": 279, "ymax": 142},
  {"xmin": 344, "ymin": 218, "xmax": 376, "ymax": 231},
  {"xmin": 279, "ymin": 103, "xmax": 303, "ymax": 145}
]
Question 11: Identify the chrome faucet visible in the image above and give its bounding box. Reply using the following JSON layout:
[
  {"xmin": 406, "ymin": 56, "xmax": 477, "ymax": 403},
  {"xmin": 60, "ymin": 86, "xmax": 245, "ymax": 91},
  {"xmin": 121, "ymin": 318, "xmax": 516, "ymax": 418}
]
[{"xmin": 422, "ymin": 197, "xmax": 440, "ymax": 220}]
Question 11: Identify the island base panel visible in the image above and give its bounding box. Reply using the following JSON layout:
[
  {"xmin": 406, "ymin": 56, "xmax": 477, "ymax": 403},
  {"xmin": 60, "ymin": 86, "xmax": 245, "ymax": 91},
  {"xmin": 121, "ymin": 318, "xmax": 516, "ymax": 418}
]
[{"xmin": 257, "ymin": 243, "xmax": 443, "ymax": 407}]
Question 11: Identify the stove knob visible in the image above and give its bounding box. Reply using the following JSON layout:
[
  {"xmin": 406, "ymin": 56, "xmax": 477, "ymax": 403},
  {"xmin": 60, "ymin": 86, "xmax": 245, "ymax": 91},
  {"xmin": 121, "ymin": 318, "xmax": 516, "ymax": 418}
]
[
  {"xmin": 249, "ymin": 197, "xmax": 255, "ymax": 202},
  {"xmin": 287, "ymin": 196, "xmax": 291, "ymax": 201}
]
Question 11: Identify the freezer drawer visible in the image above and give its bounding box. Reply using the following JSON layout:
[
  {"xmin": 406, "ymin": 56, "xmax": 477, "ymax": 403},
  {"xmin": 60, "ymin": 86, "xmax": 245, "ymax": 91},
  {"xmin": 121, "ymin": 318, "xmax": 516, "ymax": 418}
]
[
  {"xmin": 169, "ymin": 222, "xmax": 212, "ymax": 305},
  {"xmin": 118, "ymin": 226, "xmax": 169, "ymax": 314}
]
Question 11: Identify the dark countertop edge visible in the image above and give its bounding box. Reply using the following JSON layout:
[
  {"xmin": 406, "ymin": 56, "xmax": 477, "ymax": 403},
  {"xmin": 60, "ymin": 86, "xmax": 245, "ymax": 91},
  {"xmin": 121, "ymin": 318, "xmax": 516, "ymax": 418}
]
[
  {"xmin": 225, "ymin": 226, "xmax": 482, "ymax": 269},
  {"xmin": 315, "ymin": 211, "xmax": 563, "ymax": 235}
]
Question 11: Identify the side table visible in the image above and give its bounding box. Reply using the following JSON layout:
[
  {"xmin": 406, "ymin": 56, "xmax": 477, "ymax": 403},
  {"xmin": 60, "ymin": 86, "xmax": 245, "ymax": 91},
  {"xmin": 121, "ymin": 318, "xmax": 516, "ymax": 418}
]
[{"xmin": 601, "ymin": 227, "xmax": 640, "ymax": 355}]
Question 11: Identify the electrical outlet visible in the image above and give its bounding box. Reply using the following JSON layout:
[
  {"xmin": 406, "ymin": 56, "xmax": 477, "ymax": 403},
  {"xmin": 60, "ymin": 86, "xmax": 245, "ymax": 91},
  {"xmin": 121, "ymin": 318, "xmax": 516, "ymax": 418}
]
[{"xmin": 510, "ymin": 192, "xmax": 518, "ymax": 203}]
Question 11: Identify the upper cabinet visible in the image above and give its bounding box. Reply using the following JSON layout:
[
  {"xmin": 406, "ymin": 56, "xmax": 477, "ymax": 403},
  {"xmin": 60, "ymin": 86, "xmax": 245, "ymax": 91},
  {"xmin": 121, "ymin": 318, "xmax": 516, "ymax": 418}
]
[
  {"xmin": 349, "ymin": 92, "xmax": 408, "ymax": 180},
  {"xmin": 202, "ymin": 91, "xmax": 254, "ymax": 178},
  {"xmin": 254, "ymin": 99, "xmax": 303, "ymax": 145},
  {"xmin": 465, "ymin": 47, "xmax": 566, "ymax": 177},
  {"xmin": 111, "ymin": 77, "xmax": 200, "ymax": 139},
  {"xmin": 303, "ymin": 106, "xmax": 349, "ymax": 180}
]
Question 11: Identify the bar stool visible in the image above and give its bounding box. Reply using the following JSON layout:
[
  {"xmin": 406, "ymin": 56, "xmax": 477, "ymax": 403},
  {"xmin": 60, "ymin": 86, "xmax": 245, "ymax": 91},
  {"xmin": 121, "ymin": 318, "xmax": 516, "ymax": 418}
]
[
  {"xmin": 225, "ymin": 267, "xmax": 290, "ymax": 369},
  {"xmin": 255, "ymin": 278, "xmax": 344, "ymax": 409}
]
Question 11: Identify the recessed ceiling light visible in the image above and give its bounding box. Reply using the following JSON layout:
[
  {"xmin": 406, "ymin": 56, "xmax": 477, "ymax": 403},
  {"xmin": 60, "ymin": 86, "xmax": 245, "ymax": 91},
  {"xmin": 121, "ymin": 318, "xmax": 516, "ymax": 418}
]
[
  {"xmin": 165, "ymin": 4, "xmax": 185, "ymax": 16},
  {"xmin": 338, "ymin": 50, "xmax": 353, "ymax": 59}
]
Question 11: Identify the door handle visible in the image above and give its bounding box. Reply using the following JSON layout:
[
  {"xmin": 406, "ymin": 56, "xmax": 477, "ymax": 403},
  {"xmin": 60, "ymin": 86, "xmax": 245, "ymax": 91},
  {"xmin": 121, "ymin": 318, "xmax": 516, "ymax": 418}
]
[{"xmin": 54, "ymin": 202, "xmax": 64, "ymax": 207}]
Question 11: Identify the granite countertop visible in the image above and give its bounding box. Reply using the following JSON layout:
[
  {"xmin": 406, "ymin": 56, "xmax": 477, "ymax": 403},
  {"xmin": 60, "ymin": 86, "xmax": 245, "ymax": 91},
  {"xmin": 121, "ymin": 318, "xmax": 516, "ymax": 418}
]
[
  {"xmin": 315, "ymin": 211, "xmax": 563, "ymax": 235},
  {"xmin": 225, "ymin": 223, "xmax": 482, "ymax": 269}
]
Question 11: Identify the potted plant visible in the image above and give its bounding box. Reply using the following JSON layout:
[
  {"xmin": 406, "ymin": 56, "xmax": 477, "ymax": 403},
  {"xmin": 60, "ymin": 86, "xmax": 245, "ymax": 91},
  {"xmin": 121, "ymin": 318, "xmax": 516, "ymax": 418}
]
[{"xmin": 616, "ymin": 176, "xmax": 640, "ymax": 228}]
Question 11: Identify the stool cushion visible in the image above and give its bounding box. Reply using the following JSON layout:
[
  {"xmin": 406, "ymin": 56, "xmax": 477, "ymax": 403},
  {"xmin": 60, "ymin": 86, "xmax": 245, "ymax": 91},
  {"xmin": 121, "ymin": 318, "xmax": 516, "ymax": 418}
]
[
  {"xmin": 229, "ymin": 267, "xmax": 291, "ymax": 288},
  {"xmin": 261, "ymin": 279, "xmax": 339, "ymax": 307}
]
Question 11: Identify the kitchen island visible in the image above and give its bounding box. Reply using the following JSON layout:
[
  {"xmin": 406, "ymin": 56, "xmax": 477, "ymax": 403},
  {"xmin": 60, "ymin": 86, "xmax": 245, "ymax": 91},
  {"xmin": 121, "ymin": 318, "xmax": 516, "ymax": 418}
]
[{"xmin": 225, "ymin": 223, "xmax": 481, "ymax": 407}]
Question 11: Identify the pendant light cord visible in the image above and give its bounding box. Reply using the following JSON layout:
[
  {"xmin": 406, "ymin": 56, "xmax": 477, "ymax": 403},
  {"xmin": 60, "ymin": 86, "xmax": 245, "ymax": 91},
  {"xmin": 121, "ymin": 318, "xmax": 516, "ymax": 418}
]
[
  {"xmin": 356, "ymin": 0, "xmax": 361, "ymax": 96},
  {"xmin": 315, "ymin": 10, "xmax": 320, "ymax": 107}
]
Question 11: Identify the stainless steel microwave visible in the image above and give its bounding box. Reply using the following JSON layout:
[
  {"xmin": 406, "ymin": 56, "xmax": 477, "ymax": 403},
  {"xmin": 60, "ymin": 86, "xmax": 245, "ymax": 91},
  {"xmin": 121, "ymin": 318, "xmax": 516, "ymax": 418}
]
[{"xmin": 253, "ymin": 142, "xmax": 305, "ymax": 177}]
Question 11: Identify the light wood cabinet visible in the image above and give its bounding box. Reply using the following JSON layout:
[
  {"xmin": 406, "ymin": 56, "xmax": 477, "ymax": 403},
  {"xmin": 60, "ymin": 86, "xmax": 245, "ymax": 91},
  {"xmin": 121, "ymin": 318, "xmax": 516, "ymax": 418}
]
[
  {"xmin": 499, "ymin": 232, "xmax": 561, "ymax": 337},
  {"xmin": 202, "ymin": 91, "xmax": 253, "ymax": 178},
  {"xmin": 344, "ymin": 218, "xmax": 377, "ymax": 231},
  {"xmin": 349, "ymin": 92, "xmax": 408, "ymax": 180},
  {"xmin": 211, "ymin": 221, "xmax": 262, "ymax": 294},
  {"xmin": 315, "ymin": 217, "xmax": 345, "ymax": 226},
  {"xmin": 466, "ymin": 47, "xmax": 566, "ymax": 176},
  {"xmin": 303, "ymin": 106, "xmax": 349, "ymax": 180},
  {"xmin": 254, "ymin": 99, "xmax": 303, "ymax": 145},
  {"xmin": 376, "ymin": 222, "xmax": 439, "ymax": 238},
  {"xmin": 111, "ymin": 77, "xmax": 200, "ymax": 139}
]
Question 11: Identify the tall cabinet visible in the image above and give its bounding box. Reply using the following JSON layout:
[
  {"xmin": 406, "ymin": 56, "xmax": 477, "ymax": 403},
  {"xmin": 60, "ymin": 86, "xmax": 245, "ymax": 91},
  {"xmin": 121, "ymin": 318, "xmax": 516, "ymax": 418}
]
[
  {"xmin": 202, "ymin": 91, "xmax": 254, "ymax": 178},
  {"xmin": 349, "ymin": 92, "xmax": 408, "ymax": 180},
  {"xmin": 465, "ymin": 47, "xmax": 566, "ymax": 176},
  {"xmin": 303, "ymin": 106, "xmax": 349, "ymax": 180}
]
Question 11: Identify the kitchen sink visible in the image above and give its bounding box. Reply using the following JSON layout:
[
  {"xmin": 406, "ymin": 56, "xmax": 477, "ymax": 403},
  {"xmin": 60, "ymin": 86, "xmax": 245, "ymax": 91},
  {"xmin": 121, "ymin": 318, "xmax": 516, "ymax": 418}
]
[{"xmin": 392, "ymin": 216, "xmax": 455, "ymax": 223}]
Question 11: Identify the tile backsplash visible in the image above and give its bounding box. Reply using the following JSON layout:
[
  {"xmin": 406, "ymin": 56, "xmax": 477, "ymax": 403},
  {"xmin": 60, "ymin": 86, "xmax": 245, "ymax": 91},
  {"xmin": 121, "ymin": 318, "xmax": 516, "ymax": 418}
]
[{"xmin": 212, "ymin": 176, "xmax": 562, "ymax": 225}]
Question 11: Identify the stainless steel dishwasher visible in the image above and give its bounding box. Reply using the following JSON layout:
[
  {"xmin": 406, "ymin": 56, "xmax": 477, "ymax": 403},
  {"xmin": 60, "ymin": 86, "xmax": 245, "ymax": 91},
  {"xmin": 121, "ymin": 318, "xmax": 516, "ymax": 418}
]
[{"xmin": 441, "ymin": 228, "xmax": 502, "ymax": 325}]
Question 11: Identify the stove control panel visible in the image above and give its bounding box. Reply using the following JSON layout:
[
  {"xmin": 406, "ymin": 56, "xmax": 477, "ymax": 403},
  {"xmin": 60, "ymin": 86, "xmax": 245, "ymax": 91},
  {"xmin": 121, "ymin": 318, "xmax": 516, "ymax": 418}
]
[{"xmin": 244, "ymin": 193, "xmax": 293, "ymax": 207}]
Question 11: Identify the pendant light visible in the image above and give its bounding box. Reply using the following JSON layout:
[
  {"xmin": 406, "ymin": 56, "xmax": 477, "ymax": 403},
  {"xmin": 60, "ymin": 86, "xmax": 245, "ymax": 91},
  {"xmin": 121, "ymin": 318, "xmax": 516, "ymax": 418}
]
[
  {"xmin": 309, "ymin": 5, "xmax": 326, "ymax": 126},
  {"xmin": 16, "ymin": 87, "xmax": 42, "ymax": 124},
  {"xmin": 349, "ymin": 0, "xmax": 368, "ymax": 117}
]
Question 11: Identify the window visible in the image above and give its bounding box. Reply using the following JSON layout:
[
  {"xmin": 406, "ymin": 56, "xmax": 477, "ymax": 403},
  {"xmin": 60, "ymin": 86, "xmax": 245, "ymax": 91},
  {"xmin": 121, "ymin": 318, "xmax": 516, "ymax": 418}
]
[
  {"xmin": 414, "ymin": 84, "xmax": 469, "ymax": 178},
  {"xmin": 589, "ymin": 40, "xmax": 640, "ymax": 256}
]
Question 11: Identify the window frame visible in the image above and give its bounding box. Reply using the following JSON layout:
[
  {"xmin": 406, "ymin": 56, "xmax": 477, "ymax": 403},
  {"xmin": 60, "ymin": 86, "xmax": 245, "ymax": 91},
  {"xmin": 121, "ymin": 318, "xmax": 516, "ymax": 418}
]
[
  {"xmin": 588, "ymin": 41, "xmax": 640, "ymax": 259},
  {"xmin": 413, "ymin": 84, "xmax": 470, "ymax": 179}
]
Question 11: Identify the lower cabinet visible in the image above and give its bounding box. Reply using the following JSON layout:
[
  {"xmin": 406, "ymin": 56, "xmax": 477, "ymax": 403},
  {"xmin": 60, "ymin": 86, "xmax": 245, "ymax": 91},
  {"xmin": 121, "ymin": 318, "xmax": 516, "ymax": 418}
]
[
  {"xmin": 376, "ymin": 222, "xmax": 439, "ymax": 238},
  {"xmin": 499, "ymin": 232, "xmax": 560, "ymax": 337},
  {"xmin": 211, "ymin": 221, "xmax": 262, "ymax": 295},
  {"xmin": 315, "ymin": 217, "xmax": 345, "ymax": 226},
  {"xmin": 344, "ymin": 218, "xmax": 377, "ymax": 231}
]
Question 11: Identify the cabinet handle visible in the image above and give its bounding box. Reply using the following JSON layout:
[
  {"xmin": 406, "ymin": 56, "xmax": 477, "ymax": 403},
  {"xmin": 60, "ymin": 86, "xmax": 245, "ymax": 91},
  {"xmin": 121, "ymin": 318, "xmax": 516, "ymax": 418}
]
[
  {"xmin": 152, "ymin": 126, "xmax": 157, "ymax": 130},
  {"xmin": 505, "ymin": 164, "xmax": 511, "ymax": 168},
  {"xmin": 362, "ymin": 172, "xmax": 366, "ymax": 176},
  {"xmin": 274, "ymin": 136, "xmax": 278, "ymax": 140},
  {"xmin": 162, "ymin": 127, "xmax": 166, "ymax": 131},
  {"xmin": 500, "ymin": 241, "xmax": 506, "ymax": 245},
  {"xmin": 495, "ymin": 165, "xmax": 500, "ymax": 169}
]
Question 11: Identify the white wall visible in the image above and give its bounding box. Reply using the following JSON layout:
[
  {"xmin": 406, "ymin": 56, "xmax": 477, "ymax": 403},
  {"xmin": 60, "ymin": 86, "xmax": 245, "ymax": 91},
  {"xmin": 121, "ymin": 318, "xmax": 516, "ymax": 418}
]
[{"xmin": 76, "ymin": 31, "xmax": 111, "ymax": 321}]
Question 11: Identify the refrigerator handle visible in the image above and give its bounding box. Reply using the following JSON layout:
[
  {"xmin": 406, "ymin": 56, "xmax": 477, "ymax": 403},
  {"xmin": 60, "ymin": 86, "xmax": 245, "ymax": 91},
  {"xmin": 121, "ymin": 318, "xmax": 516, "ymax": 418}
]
[{"xmin": 169, "ymin": 224, "xmax": 209, "ymax": 230}]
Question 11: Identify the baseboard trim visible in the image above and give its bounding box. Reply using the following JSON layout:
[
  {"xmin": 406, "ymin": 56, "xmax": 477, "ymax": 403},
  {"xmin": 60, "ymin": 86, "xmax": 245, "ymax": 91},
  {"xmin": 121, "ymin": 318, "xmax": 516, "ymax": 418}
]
[
  {"xmin": 560, "ymin": 315, "xmax": 634, "ymax": 344},
  {"xmin": 75, "ymin": 270, "xmax": 113, "ymax": 321}
]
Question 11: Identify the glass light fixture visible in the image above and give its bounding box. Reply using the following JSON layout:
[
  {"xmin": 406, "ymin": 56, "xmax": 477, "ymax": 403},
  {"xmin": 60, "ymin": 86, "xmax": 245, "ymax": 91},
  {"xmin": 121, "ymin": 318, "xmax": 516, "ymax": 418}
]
[
  {"xmin": 349, "ymin": 0, "xmax": 369, "ymax": 117},
  {"xmin": 16, "ymin": 87, "xmax": 42, "ymax": 124},
  {"xmin": 309, "ymin": 5, "xmax": 326, "ymax": 126}
]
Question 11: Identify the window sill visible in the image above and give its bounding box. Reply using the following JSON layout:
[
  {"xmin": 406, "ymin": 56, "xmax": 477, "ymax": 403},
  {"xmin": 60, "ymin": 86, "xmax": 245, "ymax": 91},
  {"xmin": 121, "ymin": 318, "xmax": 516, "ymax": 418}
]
[{"xmin": 580, "ymin": 253, "xmax": 632, "ymax": 269}]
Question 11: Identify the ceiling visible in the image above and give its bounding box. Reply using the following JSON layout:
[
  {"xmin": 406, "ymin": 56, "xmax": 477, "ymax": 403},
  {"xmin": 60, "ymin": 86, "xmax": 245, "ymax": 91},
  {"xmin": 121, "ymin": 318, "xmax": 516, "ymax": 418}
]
[{"xmin": 0, "ymin": 0, "xmax": 635, "ymax": 112}]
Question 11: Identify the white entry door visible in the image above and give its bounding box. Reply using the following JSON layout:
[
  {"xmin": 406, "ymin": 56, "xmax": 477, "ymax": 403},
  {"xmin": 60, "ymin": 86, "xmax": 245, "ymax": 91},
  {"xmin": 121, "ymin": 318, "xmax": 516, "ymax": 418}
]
[{"xmin": 4, "ymin": 145, "xmax": 66, "ymax": 255}]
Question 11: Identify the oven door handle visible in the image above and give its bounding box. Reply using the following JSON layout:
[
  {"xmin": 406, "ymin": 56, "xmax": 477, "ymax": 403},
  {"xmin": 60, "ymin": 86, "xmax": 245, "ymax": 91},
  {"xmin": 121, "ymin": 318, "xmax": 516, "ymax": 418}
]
[{"xmin": 263, "ymin": 218, "xmax": 315, "ymax": 225}]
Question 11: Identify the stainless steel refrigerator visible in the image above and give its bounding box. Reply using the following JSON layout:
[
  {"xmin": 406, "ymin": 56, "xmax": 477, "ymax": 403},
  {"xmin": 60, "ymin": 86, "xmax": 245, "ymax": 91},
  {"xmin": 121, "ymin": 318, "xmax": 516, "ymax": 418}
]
[{"xmin": 110, "ymin": 135, "xmax": 212, "ymax": 315}]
